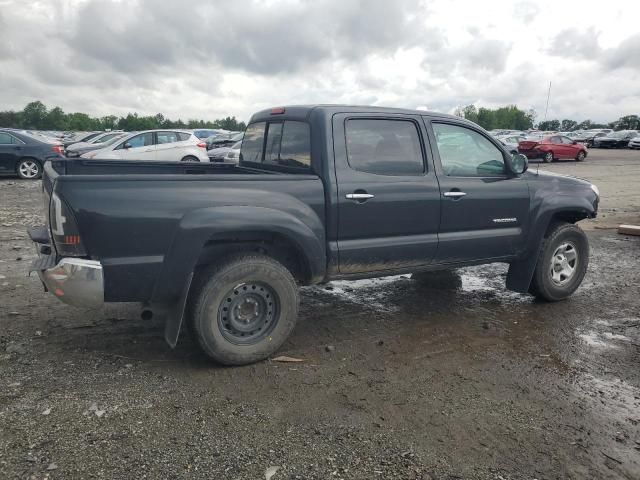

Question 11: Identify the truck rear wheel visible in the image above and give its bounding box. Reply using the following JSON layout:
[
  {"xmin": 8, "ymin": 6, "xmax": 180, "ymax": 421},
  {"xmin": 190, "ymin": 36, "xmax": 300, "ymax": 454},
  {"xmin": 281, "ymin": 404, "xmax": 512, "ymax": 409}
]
[
  {"xmin": 189, "ymin": 254, "xmax": 299, "ymax": 365},
  {"xmin": 529, "ymin": 222, "xmax": 589, "ymax": 302}
]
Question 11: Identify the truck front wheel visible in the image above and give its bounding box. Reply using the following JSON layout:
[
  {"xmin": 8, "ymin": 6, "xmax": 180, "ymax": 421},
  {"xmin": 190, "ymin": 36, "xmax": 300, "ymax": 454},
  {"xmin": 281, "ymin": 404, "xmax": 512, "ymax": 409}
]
[
  {"xmin": 529, "ymin": 222, "xmax": 589, "ymax": 302},
  {"xmin": 189, "ymin": 254, "xmax": 299, "ymax": 365}
]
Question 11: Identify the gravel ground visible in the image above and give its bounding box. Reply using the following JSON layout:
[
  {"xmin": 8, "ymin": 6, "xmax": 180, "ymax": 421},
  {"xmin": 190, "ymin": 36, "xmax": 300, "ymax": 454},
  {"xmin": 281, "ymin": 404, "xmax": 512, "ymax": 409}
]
[{"xmin": 0, "ymin": 149, "xmax": 639, "ymax": 479}]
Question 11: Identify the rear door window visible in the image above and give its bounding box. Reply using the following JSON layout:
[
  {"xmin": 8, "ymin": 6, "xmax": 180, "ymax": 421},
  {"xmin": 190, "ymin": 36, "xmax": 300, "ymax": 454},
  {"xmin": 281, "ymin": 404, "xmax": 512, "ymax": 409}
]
[
  {"xmin": 345, "ymin": 119, "xmax": 424, "ymax": 175},
  {"xmin": 156, "ymin": 131, "xmax": 180, "ymax": 144}
]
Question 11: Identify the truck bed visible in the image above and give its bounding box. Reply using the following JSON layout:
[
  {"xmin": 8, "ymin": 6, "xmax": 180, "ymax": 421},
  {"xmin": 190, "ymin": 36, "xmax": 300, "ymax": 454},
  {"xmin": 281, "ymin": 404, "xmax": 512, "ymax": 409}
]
[{"xmin": 43, "ymin": 159, "xmax": 327, "ymax": 303}]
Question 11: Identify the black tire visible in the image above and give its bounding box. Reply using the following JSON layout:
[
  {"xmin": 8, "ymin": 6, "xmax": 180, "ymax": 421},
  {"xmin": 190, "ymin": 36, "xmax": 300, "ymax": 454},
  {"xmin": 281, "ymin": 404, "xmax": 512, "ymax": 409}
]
[
  {"xmin": 542, "ymin": 151, "xmax": 554, "ymax": 163},
  {"xmin": 181, "ymin": 156, "xmax": 199, "ymax": 162},
  {"xmin": 16, "ymin": 158, "xmax": 42, "ymax": 180},
  {"xmin": 529, "ymin": 222, "xmax": 589, "ymax": 302},
  {"xmin": 189, "ymin": 254, "xmax": 299, "ymax": 365},
  {"xmin": 576, "ymin": 150, "xmax": 586, "ymax": 162}
]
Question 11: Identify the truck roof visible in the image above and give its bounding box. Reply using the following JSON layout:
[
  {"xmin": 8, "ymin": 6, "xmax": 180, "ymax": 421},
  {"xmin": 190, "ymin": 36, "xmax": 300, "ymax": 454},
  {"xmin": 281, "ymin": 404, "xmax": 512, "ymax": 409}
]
[{"xmin": 249, "ymin": 105, "xmax": 464, "ymax": 124}]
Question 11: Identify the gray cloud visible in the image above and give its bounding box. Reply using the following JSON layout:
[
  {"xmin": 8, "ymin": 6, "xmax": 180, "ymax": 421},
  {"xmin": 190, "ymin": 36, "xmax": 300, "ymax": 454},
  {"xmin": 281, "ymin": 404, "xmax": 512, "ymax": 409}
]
[
  {"xmin": 547, "ymin": 27, "xmax": 601, "ymax": 59},
  {"xmin": 601, "ymin": 33, "xmax": 640, "ymax": 70},
  {"xmin": 0, "ymin": 0, "xmax": 638, "ymax": 124},
  {"xmin": 61, "ymin": 0, "xmax": 428, "ymax": 76}
]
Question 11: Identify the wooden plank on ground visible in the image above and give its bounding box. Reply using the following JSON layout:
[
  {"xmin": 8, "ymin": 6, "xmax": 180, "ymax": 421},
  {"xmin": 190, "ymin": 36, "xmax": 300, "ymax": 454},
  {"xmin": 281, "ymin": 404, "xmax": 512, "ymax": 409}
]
[{"xmin": 618, "ymin": 225, "xmax": 640, "ymax": 236}]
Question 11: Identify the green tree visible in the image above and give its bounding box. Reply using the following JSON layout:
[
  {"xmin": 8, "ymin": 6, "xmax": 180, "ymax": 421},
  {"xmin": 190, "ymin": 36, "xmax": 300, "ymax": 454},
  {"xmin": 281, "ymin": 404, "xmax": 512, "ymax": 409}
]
[
  {"xmin": 22, "ymin": 101, "xmax": 48, "ymax": 129},
  {"xmin": 615, "ymin": 115, "xmax": 640, "ymax": 130},
  {"xmin": 561, "ymin": 119, "xmax": 578, "ymax": 131},
  {"xmin": 46, "ymin": 107, "xmax": 68, "ymax": 130},
  {"xmin": 537, "ymin": 119, "xmax": 560, "ymax": 131}
]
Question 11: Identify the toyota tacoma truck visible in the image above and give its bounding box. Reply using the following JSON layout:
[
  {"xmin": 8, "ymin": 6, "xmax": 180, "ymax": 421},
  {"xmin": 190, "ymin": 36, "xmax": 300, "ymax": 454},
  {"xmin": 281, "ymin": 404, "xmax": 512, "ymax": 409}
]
[{"xmin": 29, "ymin": 105, "xmax": 600, "ymax": 365}]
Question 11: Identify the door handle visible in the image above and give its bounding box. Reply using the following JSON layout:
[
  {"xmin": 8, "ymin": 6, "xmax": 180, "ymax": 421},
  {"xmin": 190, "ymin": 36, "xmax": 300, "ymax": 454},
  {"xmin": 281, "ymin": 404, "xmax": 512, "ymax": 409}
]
[
  {"xmin": 443, "ymin": 191, "xmax": 467, "ymax": 198},
  {"xmin": 346, "ymin": 193, "xmax": 375, "ymax": 200}
]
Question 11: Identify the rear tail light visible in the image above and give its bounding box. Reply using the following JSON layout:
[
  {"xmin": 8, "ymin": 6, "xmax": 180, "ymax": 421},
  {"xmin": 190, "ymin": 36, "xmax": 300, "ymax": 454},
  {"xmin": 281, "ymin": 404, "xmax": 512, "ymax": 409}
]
[
  {"xmin": 197, "ymin": 142, "xmax": 206, "ymax": 148},
  {"xmin": 52, "ymin": 145, "xmax": 64, "ymax": 154},
  {"xmin": 49, "ymin": 192, "xmax": 87, "ymax": 257}
]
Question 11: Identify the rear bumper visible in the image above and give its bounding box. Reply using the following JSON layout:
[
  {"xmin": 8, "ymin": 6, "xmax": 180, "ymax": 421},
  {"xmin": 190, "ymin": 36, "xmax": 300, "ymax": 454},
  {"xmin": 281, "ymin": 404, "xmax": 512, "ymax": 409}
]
[{"xmin": 34, "ymin": 256, "xmax": 104, "ymax": 308}]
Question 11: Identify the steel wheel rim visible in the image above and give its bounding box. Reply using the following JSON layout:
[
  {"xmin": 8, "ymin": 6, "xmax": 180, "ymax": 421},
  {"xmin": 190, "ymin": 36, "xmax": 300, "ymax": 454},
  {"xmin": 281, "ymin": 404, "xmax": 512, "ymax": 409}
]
[
  {"xmin": 545, "ymin": 152, "xmax": 553, "ymax": 162},
  {"xmin": 19, "ymin": 160, "xmax": 39, "ymax": 178},
  {"xmin": 550, "ymin": 242, "xmax": 578, "ymax": 286},
  {"xmin": 217, "ymin": 282, "xmax": 279, "ymax": 345}
]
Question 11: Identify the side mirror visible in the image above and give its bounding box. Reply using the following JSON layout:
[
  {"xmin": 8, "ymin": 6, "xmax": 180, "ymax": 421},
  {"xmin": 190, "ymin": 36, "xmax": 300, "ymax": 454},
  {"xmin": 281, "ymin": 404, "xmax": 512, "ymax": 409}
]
[
  {"xmin": 510, "ymin": 153, "xmax": 528, "ymax": 175},
  {"xmin": 123, "ymin": 142, "xmax": 132, "ymax": 149},
  {"xmin": 572, "ymin": 140, "xmax": 577, "ymax": 144}
]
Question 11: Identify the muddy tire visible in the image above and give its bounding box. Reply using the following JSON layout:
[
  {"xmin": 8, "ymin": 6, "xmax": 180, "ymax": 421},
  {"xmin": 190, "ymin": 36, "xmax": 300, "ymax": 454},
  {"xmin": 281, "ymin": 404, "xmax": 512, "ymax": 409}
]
[
  {"xmin": 529, "ymin": 222, "xmax": 589, "ymax": 302},
  {"xmin": 189, "ymin": 254, "xmax": 299, "ymax": 365},
  {"xmin": 542, "ymin": 151, "xmax": 554, "ymax": 163}
]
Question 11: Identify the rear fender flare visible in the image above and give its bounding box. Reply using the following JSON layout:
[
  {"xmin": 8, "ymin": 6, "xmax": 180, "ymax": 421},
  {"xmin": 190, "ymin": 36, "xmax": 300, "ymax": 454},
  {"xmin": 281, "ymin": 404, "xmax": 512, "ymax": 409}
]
[{"xmin": 150, "ymin": 205, "xmax": 326, "ymax": 347}]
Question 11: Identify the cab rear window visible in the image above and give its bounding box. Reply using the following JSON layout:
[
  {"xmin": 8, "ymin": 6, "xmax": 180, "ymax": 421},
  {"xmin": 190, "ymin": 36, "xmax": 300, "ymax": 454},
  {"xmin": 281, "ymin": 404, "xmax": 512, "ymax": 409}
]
[{"xmin": 240, "ymin": 121, "xmax": 311, "ymax": 169}]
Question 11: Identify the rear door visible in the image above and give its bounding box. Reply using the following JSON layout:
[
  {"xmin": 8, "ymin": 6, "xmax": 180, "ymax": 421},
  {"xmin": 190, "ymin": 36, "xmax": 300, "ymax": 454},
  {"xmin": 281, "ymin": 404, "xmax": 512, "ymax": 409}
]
[
  {"xmin": 333, "ymin": 114, "xmax": 440, "ymax": 274},
  {"xmin": 154, "ymin": 131, "xmax": 182, "ymax": 161},
  {"xmin": 0, "ymin": 132, "xmax": 21, "ymax": 172},
  {"xmin": 427, "ymin": 120, "xmax": 530, "ymax": 264}
]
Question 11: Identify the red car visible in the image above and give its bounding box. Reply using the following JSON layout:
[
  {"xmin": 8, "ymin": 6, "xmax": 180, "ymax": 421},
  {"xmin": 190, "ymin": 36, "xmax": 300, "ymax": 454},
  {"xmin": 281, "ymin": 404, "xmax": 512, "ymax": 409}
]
[{"xmin": 518, "ymin": 135, "xmax": 588, "ymax": 163}]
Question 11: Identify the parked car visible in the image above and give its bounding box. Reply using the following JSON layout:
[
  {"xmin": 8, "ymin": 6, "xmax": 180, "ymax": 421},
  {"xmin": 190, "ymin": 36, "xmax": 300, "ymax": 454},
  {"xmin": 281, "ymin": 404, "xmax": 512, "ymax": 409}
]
[
  {"xmin": 222, "ymin": 140, "xmax": 241, "ymax": 162},
  {"xmin": 207, "ymin": 144, "xmax": 235, "ymax": 162},
  {"xmin": 82, "ymin": 130, "xmax": 209, "ymax": 162},
  {"xmin": 62, "ymin": 132, "xmax": 102, "ymax": 148},
  {"xmin": 29, "ymin": 105, "xmax": 599, "ymax": 366},
  {"xmin": 65, "ymin": 132, "xmax": 128, "ymax": 158},
  {"xmin": 592, "ymin": 130, "xmax": 639, "ymax": 148},
  {"xmin": 0, "ymin": 129, "xmax": 64, "ymax": 179},
  {"xmin": 193, "ymin": 129, "xmax": 227, "ymax": 140},
  {"xmin": 206, "ymin": 132, "xmax": 243, "ymax": 150},
  {"xmin": 628, "ymin": 135, "xmax": 640, "ymax": 149},
  {"xmin": 518, "ymin": 135, "xmax": 588, "ymax": 162},
  {"xmin": 497, "ymin": 137, "xmax": 519, "ymax": 155}
]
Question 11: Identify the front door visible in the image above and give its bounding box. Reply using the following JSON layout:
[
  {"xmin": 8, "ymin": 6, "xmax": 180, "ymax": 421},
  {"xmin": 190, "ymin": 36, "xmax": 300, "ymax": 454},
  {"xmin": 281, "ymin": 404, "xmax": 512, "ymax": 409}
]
[
  {"xmin": 333, "ymin": 114, "xmax": 441, "ymax": 274},
  {"xmin": 427, "ymin": 120, "xmax": 530, "ymax": 264}
]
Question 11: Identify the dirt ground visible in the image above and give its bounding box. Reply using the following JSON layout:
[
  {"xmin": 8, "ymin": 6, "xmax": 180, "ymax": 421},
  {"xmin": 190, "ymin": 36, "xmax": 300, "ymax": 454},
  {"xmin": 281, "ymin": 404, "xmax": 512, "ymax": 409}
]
[{"xmin": 1, "ymin": 149, "xmax": 639, "ymax": 480}]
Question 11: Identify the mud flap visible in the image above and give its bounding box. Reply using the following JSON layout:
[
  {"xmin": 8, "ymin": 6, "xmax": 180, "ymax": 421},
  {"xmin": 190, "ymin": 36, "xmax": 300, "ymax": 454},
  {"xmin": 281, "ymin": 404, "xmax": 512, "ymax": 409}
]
[
  {"xmin": 163, "ymin": 272, "xmax": 194, "ymax": 348},
  {"xmin": 505, "ymin": 249, "xmax": 541, "ymax": 293}
]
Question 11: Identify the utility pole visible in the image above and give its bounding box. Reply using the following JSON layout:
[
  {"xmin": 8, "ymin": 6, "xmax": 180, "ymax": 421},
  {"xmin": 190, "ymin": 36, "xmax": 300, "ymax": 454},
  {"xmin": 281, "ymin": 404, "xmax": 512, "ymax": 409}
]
[{"xmin": 543, "ymin": 81, "xmax": 551, "ymax": 124}]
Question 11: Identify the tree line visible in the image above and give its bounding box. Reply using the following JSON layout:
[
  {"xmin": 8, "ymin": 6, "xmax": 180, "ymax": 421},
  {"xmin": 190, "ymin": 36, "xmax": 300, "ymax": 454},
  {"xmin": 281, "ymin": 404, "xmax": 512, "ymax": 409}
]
[
  {"xmin": 0, "ymin": 101, "xmax": 247, "ymax": 132},
  {"xmin": 454, "ymin": 104, "xmax": 639, "ymax": 132}
]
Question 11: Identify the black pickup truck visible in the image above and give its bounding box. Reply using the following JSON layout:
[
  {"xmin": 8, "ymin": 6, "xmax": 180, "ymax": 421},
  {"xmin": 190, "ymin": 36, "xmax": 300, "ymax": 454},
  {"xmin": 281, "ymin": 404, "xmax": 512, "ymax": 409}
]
[{"xmin": 30, "ymin": 105, "xmax": 599, "ymax": 365}]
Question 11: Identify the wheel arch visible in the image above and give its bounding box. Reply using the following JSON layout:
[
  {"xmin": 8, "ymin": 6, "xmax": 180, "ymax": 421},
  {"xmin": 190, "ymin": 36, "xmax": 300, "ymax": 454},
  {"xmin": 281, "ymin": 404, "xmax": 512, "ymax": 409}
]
[{"xmin": 151, "ymin": 205, "xmax": 326, "ymax": 348}]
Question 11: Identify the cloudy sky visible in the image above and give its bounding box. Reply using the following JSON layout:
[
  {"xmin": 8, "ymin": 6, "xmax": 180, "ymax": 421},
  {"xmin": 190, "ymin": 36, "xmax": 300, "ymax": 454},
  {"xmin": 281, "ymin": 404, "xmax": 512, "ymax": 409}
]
[{"xmin": 1, "ymin": 0, "xmax": 639, "ymax": 124}]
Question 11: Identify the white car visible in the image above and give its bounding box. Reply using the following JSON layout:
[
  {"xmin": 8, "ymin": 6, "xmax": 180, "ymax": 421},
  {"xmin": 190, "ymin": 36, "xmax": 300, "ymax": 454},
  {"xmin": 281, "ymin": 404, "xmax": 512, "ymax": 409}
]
[{"xmin": 81, "ymin": 130, "xmax": 209, "ymax": 162}]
